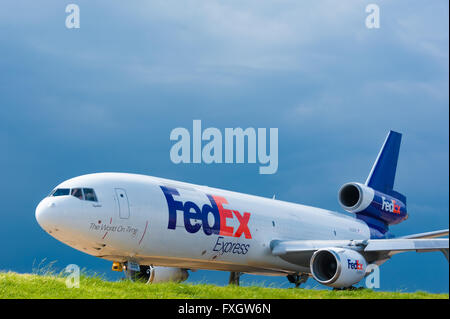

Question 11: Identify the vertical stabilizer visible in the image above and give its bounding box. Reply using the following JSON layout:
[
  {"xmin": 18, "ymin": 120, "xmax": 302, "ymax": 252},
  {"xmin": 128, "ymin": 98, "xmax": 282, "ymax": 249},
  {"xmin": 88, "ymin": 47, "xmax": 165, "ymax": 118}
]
[
  {"xmin": 365, "ymin": 131, "xmax": 405, "ymax": 203},
  {"xmin": 338, "ymin": 130, "xmax": 409, "ymax": 238}
]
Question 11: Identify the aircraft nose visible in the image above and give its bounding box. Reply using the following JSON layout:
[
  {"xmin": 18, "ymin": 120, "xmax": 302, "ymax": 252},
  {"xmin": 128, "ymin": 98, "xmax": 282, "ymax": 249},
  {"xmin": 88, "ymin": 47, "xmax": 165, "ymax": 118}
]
[{"xmin": 35, "ymin": 199, "xmax": 57, "ymax": 230}]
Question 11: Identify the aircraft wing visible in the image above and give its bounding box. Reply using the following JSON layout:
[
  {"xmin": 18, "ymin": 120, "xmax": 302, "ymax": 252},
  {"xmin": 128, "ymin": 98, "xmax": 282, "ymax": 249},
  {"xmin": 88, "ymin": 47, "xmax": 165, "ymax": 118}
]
[
  {"xmin": 364, "ymin": 238, "xmax": 449, "ymax": 262},
  {"xmin": 271, "ymin": 231, "xmax": 449, "ymax": 267},
  {"xmin": 364, "ymin": 238, "xmax": 448, "ymax": 252}
]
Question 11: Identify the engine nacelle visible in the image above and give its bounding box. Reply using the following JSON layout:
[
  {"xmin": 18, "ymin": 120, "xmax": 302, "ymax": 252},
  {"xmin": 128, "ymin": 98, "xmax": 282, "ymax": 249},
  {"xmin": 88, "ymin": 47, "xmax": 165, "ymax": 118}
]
[
  {"xmin": 338, "ymin": 182, "xmax": 407, "ymax": 227},
  {"xmin": 310, "ymin": 248, "xmax": 367, "ymax": 288},
  {"xmin": 148, "ymin": 266, "xmax": 189, "ymax": 284},
  {"xmin": 338, "ymin": 182, "xmax": 374, "ymax": 213}
]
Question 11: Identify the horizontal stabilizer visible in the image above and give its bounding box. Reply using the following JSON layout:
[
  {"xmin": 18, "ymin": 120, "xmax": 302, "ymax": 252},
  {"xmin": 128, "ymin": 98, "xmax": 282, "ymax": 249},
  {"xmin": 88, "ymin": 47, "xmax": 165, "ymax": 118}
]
[{"xmin": 400, "ymin": 229, "xmax": 449, "ymax": 239}]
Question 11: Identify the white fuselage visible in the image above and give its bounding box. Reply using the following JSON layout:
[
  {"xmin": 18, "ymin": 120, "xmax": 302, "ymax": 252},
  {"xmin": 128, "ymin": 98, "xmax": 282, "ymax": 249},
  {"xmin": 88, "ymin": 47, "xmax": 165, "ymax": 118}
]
[{"xmin": 35, "ymin": 173, "xmax": 370, "ymax": 276}]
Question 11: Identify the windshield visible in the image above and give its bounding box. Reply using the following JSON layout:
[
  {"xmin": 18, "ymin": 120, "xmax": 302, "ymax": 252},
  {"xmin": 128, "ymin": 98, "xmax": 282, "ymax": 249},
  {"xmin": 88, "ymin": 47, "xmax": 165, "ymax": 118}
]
[
  {"xmin": 50, "ymin": 188, "xmax": 70, "ymax": 197},
  {"xmin": 49, "ymin": 188, "xmax": 98, "ymax": 202}
]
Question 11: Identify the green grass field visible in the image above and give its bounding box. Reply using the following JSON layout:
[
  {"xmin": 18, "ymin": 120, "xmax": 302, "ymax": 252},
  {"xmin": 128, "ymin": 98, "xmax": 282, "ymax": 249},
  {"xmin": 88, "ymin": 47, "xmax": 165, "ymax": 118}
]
[{"xmin": 0, "ymin": 271, "xmax": 448, "ymax": 299}]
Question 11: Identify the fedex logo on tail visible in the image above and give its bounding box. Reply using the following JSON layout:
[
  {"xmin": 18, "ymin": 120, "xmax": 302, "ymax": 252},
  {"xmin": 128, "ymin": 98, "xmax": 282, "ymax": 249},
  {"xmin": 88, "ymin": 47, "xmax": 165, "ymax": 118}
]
[
  {"xmin": 347, "ymin": 259, "xmax": 363, "ymax": 270},
  {"xmin": 160, "ymin": 186, "xmax": 252, "ymax": 239},
  {"xmin": 381, "ymin": 196, "xmax": 401, "ymax": 214}
]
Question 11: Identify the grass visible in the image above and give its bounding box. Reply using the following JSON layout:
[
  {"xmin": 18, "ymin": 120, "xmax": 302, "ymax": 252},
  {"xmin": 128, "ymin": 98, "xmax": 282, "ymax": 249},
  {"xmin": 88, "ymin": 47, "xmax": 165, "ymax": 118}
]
[{"xmin": 0, "ymin": 271, "xmax": 448, "ymax": 299}]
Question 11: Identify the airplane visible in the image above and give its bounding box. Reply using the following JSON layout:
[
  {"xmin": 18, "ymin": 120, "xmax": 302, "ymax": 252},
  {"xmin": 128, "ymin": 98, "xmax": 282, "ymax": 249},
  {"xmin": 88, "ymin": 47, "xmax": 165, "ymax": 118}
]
[{"xmin": 35, "ymin": 131, "xmax": 449, "ymax": 288}]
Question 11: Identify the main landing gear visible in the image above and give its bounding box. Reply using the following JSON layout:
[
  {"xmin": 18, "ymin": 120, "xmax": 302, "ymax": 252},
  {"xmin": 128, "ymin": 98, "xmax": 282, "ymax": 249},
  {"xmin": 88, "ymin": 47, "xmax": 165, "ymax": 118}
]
[
  {"xmin": 229, "ymin": 272, "xmax": 242, "ymax": 286},
  {"xmin": 332, "ymin": 286, "xmax": 362, "ymax": 291},
  {"xmin": 286, "ymin": 273, "xmax": 309, "ymax": 288}
]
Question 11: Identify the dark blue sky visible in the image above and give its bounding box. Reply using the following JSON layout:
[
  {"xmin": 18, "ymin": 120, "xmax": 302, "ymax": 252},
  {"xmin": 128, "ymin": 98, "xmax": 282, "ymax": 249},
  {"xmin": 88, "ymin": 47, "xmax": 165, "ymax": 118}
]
[{"xmin": 0, "ymin": 1, "xmax": 448, "ymax": 293}]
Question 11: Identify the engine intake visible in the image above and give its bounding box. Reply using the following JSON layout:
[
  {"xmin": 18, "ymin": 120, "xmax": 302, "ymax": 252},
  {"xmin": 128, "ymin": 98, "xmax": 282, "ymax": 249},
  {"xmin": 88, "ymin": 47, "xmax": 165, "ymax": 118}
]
[
  {"xmin": 124, "ymin": 264, "xmax": 189, "ymax": 284},
  {"xmin": 310, "ymin": 248, "xmax": 367, "ymax": 288},
  {"xmin": 338, "ymin": 182, "xmax": 374, "ymax": 213},
  {"xmin": 338, "ymin": 182, "xmax": 408, "ymax": 232},
  {"xmin": 148, "ymin": 266, "xmax": 189, "ymax": 284}
]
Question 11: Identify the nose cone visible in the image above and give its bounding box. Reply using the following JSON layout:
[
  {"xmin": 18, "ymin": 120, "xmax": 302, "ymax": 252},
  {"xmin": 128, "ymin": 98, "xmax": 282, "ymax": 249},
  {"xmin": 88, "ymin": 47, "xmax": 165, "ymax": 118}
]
[{"xmin": 35, "ymin": 198, "xmax": 56, "ymax": 231}]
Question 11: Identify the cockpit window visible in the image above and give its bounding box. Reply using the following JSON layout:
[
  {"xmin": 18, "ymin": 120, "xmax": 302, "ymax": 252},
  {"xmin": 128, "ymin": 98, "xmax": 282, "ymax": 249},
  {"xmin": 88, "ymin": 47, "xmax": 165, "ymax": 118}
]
[
  {"xmin": 50, "ymin": 188, "xmax": 70, "ymax": 197},
  {"xmin": 83, "ymin": 188, "xmax": 98, "ymax": 202},
  {"xmin": 71, "ymin": 188, "xmax": 83, "ymax": 200},
  {"xmin": 49, "ymin": 187, "xmax": 98, "ymax": 202}
]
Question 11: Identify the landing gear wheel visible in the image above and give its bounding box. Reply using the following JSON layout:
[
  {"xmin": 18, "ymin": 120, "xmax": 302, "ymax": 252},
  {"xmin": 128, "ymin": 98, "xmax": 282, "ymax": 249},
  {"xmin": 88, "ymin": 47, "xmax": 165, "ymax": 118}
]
[
  {"xmin": 229, "ymin": 272, "xmax": 242, "ymax": 286},
  {"xmin": 287, "ymin": 273, "xmax": 309, "ymax": 288},
  {"xmin": 332, "ymin": 286, "xmax": 362, "ymax": 291},
  {"xmin": 124, "ymin": 264, "xmax": 152, "ymax": 283}
]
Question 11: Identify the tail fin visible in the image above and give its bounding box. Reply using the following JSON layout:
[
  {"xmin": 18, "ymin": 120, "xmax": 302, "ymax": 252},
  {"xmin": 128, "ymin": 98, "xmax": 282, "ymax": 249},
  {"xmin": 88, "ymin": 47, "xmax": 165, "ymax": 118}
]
[
  {"xmin": 365, "ymin": 130, "xmax": 406, "ymax": 204},
  {"xmin": 340, "ymin": 130, "xmax": 409, "ymax": 238}
]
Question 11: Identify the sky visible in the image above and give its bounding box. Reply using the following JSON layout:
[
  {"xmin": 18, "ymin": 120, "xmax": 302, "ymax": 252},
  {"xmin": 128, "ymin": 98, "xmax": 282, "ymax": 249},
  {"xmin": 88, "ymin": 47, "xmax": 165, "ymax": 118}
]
[{"xmin": 0, "ymin": 1, "xmax": 448, "ymax": 293}]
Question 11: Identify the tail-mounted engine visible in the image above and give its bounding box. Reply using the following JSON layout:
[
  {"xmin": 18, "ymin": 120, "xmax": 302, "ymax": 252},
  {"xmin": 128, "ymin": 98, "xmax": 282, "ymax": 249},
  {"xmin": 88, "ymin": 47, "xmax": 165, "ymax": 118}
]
[{"xmin": 338, "ymin": 182, "xmax": 408, "ymax": 237}]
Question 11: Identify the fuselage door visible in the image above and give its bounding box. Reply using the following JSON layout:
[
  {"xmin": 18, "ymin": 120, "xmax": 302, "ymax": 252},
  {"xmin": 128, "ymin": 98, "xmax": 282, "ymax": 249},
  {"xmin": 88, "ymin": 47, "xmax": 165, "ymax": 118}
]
[{"xmin": 115, "ymin": 188, "xmax": 130, "ymax": 219}]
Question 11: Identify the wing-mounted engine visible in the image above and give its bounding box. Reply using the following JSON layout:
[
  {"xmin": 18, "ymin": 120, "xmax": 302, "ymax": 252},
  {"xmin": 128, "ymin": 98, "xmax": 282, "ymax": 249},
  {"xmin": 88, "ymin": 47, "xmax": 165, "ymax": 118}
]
[
  {"xmin": 339, "ymin": 182, "xmax": 408, "ymax": 237},
  {"xmin": 122, "ymin": 262, "xmax": 189, "ymax": 283},
  {"xmin": 148, "ymin": 266, "xmax": 189, "ymax": 283},
  {"xmin": 310, "ymin": 247, "xmax": 367, "ymax": 288}
]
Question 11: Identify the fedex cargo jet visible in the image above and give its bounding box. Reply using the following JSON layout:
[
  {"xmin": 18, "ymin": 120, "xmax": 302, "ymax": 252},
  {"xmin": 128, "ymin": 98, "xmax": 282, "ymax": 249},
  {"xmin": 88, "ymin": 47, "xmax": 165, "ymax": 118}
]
[{"xmin": 35, "ymin": 131, "xmax": 449, "ymax": 288}]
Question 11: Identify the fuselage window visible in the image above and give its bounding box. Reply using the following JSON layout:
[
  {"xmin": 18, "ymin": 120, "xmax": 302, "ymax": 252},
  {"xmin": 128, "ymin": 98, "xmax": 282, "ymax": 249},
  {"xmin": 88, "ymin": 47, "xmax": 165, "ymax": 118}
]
[
  {"xmin": 51, "ymin": 188, "xmax": 70, "ymax": 197},
  {"xmin": 83, "ymin": 188, "xmax": 98, "ymax": 202},
  {"xmin": 71, "ymin": 188, "xmax": 83, "ymax": 200}
]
